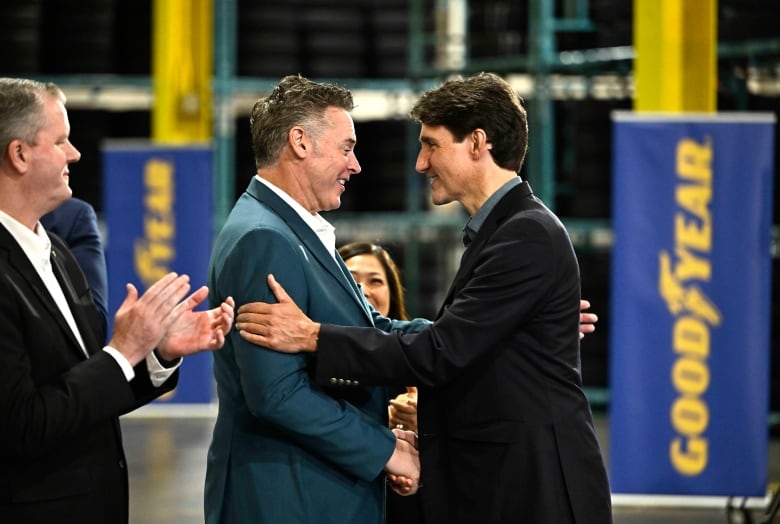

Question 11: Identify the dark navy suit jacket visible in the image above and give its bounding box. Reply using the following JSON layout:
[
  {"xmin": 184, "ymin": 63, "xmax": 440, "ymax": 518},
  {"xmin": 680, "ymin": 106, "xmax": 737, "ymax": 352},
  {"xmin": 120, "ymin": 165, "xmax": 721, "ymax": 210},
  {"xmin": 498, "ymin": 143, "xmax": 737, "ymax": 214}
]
[{"xmin": 314, "ymin": 182, "xmax": 613, "ymax": 524}]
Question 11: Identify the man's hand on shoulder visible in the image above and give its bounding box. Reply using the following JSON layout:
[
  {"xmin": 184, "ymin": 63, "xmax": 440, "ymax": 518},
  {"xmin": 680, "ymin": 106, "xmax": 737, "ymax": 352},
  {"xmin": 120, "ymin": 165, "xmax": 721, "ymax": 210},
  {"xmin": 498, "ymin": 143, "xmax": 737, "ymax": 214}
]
[{"xmin": 236, "ymin": 274, "xmax": 319, "ymax": 352}]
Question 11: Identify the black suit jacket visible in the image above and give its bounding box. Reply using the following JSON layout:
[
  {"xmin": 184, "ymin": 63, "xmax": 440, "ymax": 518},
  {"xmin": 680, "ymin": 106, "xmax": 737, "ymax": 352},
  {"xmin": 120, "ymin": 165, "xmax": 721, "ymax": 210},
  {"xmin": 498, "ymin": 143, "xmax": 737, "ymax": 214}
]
[
  {"xmin": 41, "ymin": 197, "xmax": 109, "ymax": 337},
  {"xmin": 0, "ymin": 224, "xmax": 177, "ymax": 524},
  {"xmin": 315, "ymin": 182, "xmax": 612, "ymax": 524}
]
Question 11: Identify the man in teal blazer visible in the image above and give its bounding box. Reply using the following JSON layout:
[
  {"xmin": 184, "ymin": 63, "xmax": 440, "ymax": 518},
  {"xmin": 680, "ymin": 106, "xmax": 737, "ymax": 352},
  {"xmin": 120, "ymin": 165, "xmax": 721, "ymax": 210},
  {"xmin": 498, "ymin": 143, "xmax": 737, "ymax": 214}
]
[{"xmin": 204, "ymin": 76, "xmax": 421, "ymax": 524}]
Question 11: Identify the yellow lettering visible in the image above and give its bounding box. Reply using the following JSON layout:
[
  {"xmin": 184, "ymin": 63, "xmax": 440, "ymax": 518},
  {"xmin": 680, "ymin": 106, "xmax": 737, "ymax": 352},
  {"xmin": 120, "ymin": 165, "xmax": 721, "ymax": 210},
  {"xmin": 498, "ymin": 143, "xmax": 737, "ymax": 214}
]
[
  {"xmin": 659, "ymin": 254, "xmax": 721, "ymax": 324},
  {"xmin": 676, "ymin": 138, "xmax": 712, "ymax": 183},
  {"xmin": 683, "ymin": 287, "xmax": 722, "ymax": 326},
  {"xmin": 676, "ymin": 183, "xmax": 712, "ymax": 222},
  {"xmin": 146, "ymin": 190, "xmax": 174, "ymax": 215},
  {"xmin": 134, "ymin": 158, "xmax": 176, "ymax": 288},
  {"xmin": 671, "ymin": 357, "xmax": 710, "ymax": 396},
  {"xmin": 144, "ymin": 216, "xmax": 175, "ymax": 240},
  {"xmin": 675, "ymin": 211, "xmax": 711, "ymax": 252},
  {"xmin": 671, "ymin": 396, "xmax": 709, "ymax": 435},
  {"xmin": 145, "ymin": 160, "xmax": 172, "ymax": 188},
  {"xmin": 673, "ymin": 245, "xmax": 710, "ymax": 281},
  {"xmin": 134, "ymin": 239, "xmax": 170, "ymax": 284},
  {"xmin": 665, "ymin": 136, "xmax": 717, "ymax": 477},
  {"xmin": 659, "ymin": 251, "xmax": 685, "ymax": 314},
  {"xmin": 144, "ymin": 161, "xmax": 174, "ymax": 213},
  {"xmin": 673, "ymin": 316, "xmax": 710, "ymax": 358},
  {"xmin": 670, "ymin": 436, "xmax": 708, "ymax": 475}
]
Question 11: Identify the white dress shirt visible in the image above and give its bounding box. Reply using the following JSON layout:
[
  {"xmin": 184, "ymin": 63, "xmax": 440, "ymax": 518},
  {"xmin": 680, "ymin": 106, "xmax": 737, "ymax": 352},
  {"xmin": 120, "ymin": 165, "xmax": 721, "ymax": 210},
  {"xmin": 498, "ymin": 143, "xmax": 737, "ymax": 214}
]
[
  {"xmin": 0, "ymin": 209, "xmax": 178, "ymax": 386},
  {"xmin": 0, "ymin": 210, "xmax": 89, "ymax": 354}
]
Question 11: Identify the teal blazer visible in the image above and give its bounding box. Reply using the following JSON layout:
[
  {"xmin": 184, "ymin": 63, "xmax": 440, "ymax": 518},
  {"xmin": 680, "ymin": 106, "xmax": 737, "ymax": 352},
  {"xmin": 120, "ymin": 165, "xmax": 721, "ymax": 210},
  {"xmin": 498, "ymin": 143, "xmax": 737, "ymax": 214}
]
[{"xmin": 204, "ymin": 177, "xmax": 396, "ymax": 524}]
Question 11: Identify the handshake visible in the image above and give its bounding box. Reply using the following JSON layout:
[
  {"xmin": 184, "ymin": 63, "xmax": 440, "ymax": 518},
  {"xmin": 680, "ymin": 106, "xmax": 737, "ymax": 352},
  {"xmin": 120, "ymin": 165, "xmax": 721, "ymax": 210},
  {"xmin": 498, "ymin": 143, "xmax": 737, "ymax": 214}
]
[{"xmin": 385, "ymin": 427, "xmax": 420, "ymax": 496}]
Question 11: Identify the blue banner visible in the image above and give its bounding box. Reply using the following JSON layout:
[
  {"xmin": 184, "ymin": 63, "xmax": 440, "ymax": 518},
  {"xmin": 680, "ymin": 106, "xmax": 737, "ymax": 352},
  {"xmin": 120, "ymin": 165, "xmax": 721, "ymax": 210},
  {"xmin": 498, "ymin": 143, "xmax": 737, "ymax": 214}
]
[
  {"xmin": 609, "ymin": 113, "xmax": 775, "ymax": 496},
  {"xmin": 103, "ymin": 142, "xmax": 214, "ymax": 403}
]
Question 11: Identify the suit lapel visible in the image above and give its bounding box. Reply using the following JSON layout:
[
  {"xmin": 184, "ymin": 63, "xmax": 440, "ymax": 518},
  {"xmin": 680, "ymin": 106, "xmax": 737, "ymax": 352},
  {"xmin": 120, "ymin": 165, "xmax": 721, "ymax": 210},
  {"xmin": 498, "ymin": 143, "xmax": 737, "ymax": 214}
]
[
  {"xmin": 333, "ymin": 253, "xmax": 373, "ymax": 318},
  {"xmin": 436, "ymin": 182, "xmax": 536, "ymax": 318},
  {"xmin": 50, "ymin": 242, "xmax": 102, "ymax": 355},
  {"xmin": 247, "ymin": 179, "xmax": 373, "ymax": 323},
  {"xmin": 0, "ymin": 225, "xmax": 90, "ymax": 358}
]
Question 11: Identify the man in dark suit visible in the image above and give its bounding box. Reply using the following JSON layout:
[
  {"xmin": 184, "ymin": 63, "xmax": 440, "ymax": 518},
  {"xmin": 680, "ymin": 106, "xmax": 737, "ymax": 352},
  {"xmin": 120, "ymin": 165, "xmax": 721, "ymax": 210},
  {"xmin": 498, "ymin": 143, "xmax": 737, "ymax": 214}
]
[
  {"xmin": 204, "ymin": 75, "xmax": 421, "ymax": 524},
  {"xmin": 42, "ymin": 197, "xmax": 109, "ymax": 336},
  {"xmin": 235, "ymin": 73, "xmax": 613, "ymax": 524},
  {"xmin": 0, "ymin": 77, "xmax": 235, "ymax": 524}
]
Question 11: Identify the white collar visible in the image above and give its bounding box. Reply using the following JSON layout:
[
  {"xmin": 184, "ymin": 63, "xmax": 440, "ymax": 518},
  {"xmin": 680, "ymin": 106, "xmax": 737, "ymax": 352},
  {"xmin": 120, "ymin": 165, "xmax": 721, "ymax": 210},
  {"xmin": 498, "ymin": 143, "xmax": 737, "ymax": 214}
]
[
  {"xmin": 255, "ymin": 175, "xmax": 336, "ymax": 257},
  {"xmin": 0, "ymin": 209, "xmax": 51, "ymax": 271}
]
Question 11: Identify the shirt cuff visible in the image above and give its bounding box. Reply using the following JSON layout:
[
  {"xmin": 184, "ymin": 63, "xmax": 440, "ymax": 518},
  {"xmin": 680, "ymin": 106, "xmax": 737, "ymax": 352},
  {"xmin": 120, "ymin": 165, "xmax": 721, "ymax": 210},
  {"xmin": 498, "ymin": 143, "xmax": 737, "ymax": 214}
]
[
  {"xmin": 145, "ymin": 350, "xmax": 182, "ymax": 387},
  {"xmin": 103, "ymin": 346, "xmax": 135, "ymax": 382}
]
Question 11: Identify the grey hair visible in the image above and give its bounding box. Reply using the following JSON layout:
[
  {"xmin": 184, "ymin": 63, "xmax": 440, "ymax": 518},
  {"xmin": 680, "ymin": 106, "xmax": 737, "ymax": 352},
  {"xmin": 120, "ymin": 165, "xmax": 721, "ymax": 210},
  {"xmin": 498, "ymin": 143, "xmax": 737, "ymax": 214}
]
[
  {"xmin": 0, "ymin": 78, "xmax": 65, "ymax": 154},
  {"xmin": 249, "ymin": 75, "xmax": 354, "ymax": 169}
]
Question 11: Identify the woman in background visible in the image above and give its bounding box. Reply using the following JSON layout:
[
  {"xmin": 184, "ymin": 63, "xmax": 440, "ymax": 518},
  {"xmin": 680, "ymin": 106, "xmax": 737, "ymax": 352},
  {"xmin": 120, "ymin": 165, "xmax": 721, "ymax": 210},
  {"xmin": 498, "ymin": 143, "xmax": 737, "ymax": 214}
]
[{"xmin": 338, "ymin": 241, "xmax": 422, "ymax": 524}]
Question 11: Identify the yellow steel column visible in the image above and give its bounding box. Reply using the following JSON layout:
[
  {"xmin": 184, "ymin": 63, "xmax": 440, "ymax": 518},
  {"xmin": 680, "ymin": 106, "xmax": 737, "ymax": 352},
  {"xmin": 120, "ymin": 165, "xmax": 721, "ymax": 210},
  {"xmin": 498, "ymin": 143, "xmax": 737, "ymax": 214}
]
[
  {"xmin": 152, "ymin": 0, "xmax": 213, "ymax": 142},
  {"xmin": 634, "ymin": 0, "xmax": 717, "ymax": 112}
]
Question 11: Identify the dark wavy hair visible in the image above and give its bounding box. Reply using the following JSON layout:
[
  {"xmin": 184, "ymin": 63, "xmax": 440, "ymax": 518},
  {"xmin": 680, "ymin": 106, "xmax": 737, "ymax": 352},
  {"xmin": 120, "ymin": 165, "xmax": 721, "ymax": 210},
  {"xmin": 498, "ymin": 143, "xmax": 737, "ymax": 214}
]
[
  {"xmin": 338, "ymin": 242, "xmax": 409, "ymax": 320},
  {"xmin": 410, "ymin": 72, "xmax": 528, "ymax": 173}
]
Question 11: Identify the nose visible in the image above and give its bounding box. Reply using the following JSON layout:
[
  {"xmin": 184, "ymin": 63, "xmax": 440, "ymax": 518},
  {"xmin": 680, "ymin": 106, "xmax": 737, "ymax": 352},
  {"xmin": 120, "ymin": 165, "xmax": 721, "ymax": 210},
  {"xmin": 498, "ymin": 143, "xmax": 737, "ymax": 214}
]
[
  {"xmin": 348, "ymin": 151, "xmax": 361, "ymax": 174},
  {"xmin": 66, "ymin": 140, "xmax": 81, "ymax": 163},
  {"xmin": 355, "ymin": 279, "xmax": 372, "ymax": 300},
  {"xmin": 415, "ymin": 148, "xmax": 428, "ymax": 173}
]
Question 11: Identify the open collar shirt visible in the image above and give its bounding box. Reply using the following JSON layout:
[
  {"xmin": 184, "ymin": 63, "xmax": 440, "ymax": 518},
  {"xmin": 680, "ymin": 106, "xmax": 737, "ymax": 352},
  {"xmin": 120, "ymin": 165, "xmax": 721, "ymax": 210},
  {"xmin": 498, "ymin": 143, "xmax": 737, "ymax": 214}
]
[
  {"xmin": 255, "ymin": 175, "xmax": 337, "ymax": 259},
  {"xmin": 463, "ymin": 176, "xmax": 522, "ymax": 245}
]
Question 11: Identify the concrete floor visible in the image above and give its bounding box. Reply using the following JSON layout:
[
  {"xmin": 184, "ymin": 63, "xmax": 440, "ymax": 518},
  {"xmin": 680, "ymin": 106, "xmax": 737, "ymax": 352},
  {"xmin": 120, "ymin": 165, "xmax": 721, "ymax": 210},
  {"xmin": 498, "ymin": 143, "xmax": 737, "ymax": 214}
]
[{"xmin": 122, "ymin": 407, "xmax": 780, "ymax": 524}]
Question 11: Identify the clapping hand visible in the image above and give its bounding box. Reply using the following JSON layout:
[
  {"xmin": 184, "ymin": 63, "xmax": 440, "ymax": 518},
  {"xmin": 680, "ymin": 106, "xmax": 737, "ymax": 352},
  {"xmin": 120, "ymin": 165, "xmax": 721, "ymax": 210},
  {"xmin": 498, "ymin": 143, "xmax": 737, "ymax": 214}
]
[
  {"xmin": 389, "ymin": 386, "xmax": 418, "ymax": 434},
  {"xmin": 158, "ymin": 289, "xmax": 235, "ymax": 361},
  {"xmin": 108, "ymin": 273, "xmax": 193, "ymax": 365}
]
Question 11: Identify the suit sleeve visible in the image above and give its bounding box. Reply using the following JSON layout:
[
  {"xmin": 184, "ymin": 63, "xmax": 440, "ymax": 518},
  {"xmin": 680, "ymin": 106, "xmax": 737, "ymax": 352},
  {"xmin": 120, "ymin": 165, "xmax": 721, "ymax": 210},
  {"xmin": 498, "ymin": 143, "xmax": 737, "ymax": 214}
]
[
  {"xmin": 216, "ymin": 228, "xmax": 395, "ymax": 481},
  {"xmin": 314, "ymin": 212, "xmax": 580, "ymax": 388},
  {"xmin": 0, "ymin": 284, "xmax": 173, "ymax": 459}
]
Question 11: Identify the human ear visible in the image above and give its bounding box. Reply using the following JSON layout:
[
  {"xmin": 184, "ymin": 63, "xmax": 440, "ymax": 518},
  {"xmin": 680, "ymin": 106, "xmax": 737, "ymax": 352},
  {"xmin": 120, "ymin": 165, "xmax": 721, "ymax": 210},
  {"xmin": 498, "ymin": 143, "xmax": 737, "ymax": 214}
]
[
  {"xmin": 289, "ymin": 127, "xmax": 308, "ymax": 158},
  {"xmin": 5, "ymin": 139, "xmax": 30, "ymax": 173},
  {"xmin": 471, "ymin": 129, "xmax": 490, "ymax": 158}
]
